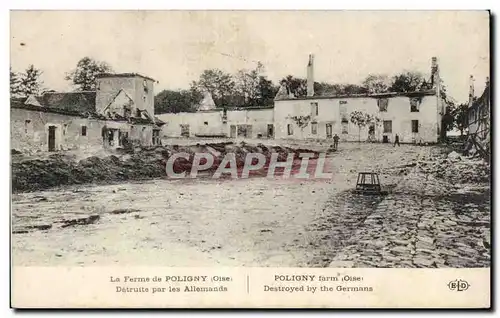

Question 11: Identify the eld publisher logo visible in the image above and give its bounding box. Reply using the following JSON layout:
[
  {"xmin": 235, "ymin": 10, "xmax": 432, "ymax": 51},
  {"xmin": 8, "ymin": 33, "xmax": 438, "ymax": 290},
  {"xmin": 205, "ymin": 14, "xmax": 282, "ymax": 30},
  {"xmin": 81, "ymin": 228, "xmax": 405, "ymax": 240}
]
[{"xmin": 448, "ymin": 279, "xmax": 470, "ymax": 292}]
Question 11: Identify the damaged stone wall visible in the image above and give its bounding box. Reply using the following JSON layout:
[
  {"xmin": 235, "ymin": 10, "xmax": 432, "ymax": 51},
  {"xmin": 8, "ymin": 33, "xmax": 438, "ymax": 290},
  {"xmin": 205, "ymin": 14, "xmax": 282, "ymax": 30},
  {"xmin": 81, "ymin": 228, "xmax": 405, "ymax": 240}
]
[
  {"xmin": 11, "ymin": 107, "xmax": 105, "ymax": 154},
  {"xmin": 11, "ymin": 107, "xmax": 159, "ymax": 153},
  {"xmin": 130, "ymin": 124, "xmax": 154, "ymax": 147},
  {"xmin": 96, "ymin": 75, "xmax": 155, "ymax": 117},
  {"xmin": 96, "ymin": 77, "xmax": 136, "ymax": 115}
]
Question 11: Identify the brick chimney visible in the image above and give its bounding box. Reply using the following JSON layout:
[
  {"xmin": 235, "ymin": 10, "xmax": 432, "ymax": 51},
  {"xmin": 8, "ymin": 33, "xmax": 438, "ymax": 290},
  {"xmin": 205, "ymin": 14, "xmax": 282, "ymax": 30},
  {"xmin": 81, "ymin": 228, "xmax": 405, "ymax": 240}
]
[
  {"xmin": 431, "ymin": 57, "xmax": 439, "ymax": 88},
  {"xmin": 468, "ymin": 75, "xmax": 475, "ymax": 108},
  {"xmin": 307, "ymin": 54, "xmax": 314, "ymax": 97}
]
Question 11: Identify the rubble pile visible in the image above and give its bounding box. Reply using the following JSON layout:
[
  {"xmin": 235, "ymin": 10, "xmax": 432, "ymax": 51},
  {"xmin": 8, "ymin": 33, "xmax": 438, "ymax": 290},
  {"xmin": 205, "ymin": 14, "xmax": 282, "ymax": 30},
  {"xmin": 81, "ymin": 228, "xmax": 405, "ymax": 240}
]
[
  {"xmin": 416, "ymin": 150, "xmax": 490, "ymax": 184},
  {"xmin": 11, "ymin": 142, "xmax": 322, "ymax": 192}
]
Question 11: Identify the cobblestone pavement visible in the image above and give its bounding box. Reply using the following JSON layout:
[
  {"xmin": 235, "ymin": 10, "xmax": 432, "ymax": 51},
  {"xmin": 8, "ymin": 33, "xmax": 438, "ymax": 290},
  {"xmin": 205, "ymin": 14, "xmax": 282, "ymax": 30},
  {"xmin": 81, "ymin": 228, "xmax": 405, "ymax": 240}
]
[{"xmin": 327, "ymin": 149, "xmax": 490, "ymax": 268}]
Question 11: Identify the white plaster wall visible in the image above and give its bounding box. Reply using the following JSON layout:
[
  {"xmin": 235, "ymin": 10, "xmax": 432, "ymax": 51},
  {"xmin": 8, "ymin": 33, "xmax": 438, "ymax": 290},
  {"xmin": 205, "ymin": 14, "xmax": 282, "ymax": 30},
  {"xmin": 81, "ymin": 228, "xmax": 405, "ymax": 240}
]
[
  {"xmin": 158, "ymin": 108, "xmax": 274, "ymax": 138},
  {"xmin": 158, "ymin": 111, "xmax": 225, "ymax": 137},
  {"xmin": 274, "ymin": 95, "xmax": 441, "ymax": 143},
  {"xmin": 227, "ymin": 109, "xmax": 274, "ymax": 138}
]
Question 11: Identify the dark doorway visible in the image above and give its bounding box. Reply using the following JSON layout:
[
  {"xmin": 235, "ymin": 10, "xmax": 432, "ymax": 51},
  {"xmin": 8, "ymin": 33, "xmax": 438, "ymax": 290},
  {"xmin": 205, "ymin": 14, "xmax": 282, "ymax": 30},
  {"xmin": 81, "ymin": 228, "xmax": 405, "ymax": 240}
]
[
  {"xmin": 108, "ymin": 130, "xmax": 115, "ymax": 146},
  {"xmin": 230, "ymin": 125, "xmax": 236, "ymax": 138},
  {"xmin": 368, "ymin": 124, "xmax": 376, "ymax": 142},
  {"xmin": 180, "ymin": 124, "xmax": 190, "ymax": 138},
  {"xmin": 48, "ymin": 126, "xmax": 57, "ymax": 151},
  {"xmin": 326, "ymin": 123, "xmax": 333, "ymax": 138},
  {"xmin": 368, "ymin": 124, "xmax": 375, "ymax": 135},
  {"xmin": 267, "ymin": 124, "xmax": 274, "ymax": 138}
]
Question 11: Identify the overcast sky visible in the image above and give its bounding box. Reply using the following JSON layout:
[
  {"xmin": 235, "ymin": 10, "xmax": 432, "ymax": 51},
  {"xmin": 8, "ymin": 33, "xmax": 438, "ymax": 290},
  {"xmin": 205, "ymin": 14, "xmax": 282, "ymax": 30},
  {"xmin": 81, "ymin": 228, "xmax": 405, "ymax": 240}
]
[{"xmin": 11, "ymin": 10, "xmax": 489, "ymax": 103}]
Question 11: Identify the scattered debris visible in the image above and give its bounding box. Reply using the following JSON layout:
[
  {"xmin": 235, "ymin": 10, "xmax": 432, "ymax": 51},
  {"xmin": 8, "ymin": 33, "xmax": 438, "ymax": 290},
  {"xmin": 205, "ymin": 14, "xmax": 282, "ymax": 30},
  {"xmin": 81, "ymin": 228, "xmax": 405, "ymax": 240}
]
[
  {"xmin": 60, "ymin": 215, "xmax": 100, "ymax": 228},
  {"xmin": 33, "ymin": 196, "xmax": 48, "ymax": 202},
  {"xmin": 417, "ymin": 149, "xmax": 490, "ymax": 184},
  {"xmin": 12, "ymin": 223, "xmax": 52, "ymax": 234},
  {"xmin": 109, "ymin": 208, "xmax": 141, "ymax": 215}
]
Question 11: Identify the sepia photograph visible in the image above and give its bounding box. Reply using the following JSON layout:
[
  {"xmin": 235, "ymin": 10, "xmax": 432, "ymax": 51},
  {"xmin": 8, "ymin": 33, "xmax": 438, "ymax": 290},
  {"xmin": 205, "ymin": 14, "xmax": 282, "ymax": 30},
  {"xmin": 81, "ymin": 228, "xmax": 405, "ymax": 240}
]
[{"xmin": 9, "ymin": 9, "xmax": 491, "ymax": 308}]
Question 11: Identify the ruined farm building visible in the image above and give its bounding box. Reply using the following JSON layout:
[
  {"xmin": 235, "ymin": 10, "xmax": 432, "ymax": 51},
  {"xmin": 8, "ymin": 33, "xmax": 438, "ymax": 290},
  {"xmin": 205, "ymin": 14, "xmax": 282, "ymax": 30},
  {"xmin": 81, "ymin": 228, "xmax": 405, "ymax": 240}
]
[
  {"xmin": 158, "ymin": 56, "xmax": 447, "ymax": 144},
  {"xmin": 467, "ymin": 76, "xmax": 490, "ymax": 139},
  {"xmin": 11, "ymin": 73, "xmax": 165, "ymax": 153}
]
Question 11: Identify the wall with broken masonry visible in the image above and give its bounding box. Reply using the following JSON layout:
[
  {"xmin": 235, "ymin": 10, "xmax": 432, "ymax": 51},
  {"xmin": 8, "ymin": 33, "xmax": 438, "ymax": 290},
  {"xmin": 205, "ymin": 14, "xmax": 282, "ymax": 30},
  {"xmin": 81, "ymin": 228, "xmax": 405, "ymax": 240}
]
[
  {"xmin": 96, "ymin": 75, "xmax": 155, "ymax": 117},
  {"xmin": 157, "ymin": 108, "xmax": 274, "ymax": 138},
  {"xmin": 11, "ymin": 107, "xmax": 105, "ymax": 153},
  {"xmin": 11, "ymin": 107, "xmax": 157, "ymax": 153}
]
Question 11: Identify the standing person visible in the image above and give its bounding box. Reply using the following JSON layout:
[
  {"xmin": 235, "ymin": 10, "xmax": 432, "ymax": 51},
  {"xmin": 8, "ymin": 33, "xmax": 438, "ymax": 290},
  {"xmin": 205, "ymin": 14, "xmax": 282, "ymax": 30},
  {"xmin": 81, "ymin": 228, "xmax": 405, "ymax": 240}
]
[
  {"xmin": 333, "ymin": 134, "xmax": 340, "ymax": 150},
  {"xmin": 394, "ymin": 134, "xmax": 400, "ymax": 147}
]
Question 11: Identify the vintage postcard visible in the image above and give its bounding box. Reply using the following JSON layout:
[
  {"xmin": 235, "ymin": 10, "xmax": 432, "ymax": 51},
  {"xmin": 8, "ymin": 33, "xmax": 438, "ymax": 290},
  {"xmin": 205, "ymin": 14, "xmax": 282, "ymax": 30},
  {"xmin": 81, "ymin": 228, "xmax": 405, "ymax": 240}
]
[{"xmin": 10, "ymin": 10, "xmax": 491, "ymax": 308}]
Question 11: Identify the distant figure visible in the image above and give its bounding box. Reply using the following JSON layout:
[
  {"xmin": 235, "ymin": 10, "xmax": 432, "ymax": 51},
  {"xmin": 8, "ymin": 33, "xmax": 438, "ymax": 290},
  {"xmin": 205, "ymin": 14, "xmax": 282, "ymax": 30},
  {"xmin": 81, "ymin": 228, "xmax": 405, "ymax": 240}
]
[
  {"xmin": 333, "ymin": 134, "xmax": 340, "ymax": 150},
  {"xmin": 394, "ymin": 134, "xmax": 400, "ymax": 147}
]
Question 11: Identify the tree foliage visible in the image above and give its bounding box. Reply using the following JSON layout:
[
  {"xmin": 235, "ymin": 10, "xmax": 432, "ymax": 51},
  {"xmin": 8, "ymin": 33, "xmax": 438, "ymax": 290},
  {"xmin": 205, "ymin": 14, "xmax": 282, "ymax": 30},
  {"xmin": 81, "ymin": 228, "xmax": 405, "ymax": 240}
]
[
  {"xmin": 278, "ymin": 71, "xmax": 429, "ymax": 97},
  {"xmin": 390, "ymin": 71, "xmax": 425, "ymax": 93},
  {"xmin": 14, "ymin": 64, "xmax": 44, "ymax": 97},
  {"xmin": 279, "ymin": 76, "xmax": 368, "ymax": 97},
  {"xmin": 191, "ymin": 69, "xmax": 236, "ymax": 106},
  {"xmin": 350, "ymin": 111, "xmax": 379, "ymax": 142},
  {"xmin": 313, "ymin": 82, "xmax": 338, "ymax": 96},
  {"xmin": 65, "ymin": 57, "xmax": 113, "ymax": 91},
  {"xmin": 453, "ymin": 103, "xmax": 470, "ymax": 136},
  {"xmin": 235, "ymin": 63, "xmax": 262, "ymax": 106},
  {"xmin": 10, "ymin": 67, "xmax": 21, "ymax": 97},
  {"xmin": 188, "ymin": 65, "xmax": 278, "ymax": 108},
  {"xmin": 256, "ymin": 75, "xmax": 279, "ymax": 106},
  {"xmin": 234, "ymin": 63, "xmax": 279, "ymax": 106},
  {"xmin": 154, "ymin": 89, "xmax": 203, "ymax": 114},
  {"xmin": 441, "ymin": 101, "xmax": 456, "ymax": 133},
  {"xmin": 341, "ymin": 84, "xmax": 367, "ymax": 95},
  {"xmin": 279, "ymin": 75, "xmax": 307, "ymax": 97},
  {"xmin": 362, "ymin": 74, "xmax": 391, "ymax": 94}
]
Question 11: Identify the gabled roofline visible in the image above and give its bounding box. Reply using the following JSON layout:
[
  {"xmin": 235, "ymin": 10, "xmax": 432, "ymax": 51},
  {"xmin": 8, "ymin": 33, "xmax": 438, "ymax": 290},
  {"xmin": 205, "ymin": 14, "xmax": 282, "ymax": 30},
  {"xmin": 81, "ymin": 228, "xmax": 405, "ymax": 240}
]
[
  {"xmin": 101, "ymin": 89, "xmax": 135, "ymax": 114},
  {"xmin": 11, "ymin": 102, "xmax": 88, "ymax": 117}
]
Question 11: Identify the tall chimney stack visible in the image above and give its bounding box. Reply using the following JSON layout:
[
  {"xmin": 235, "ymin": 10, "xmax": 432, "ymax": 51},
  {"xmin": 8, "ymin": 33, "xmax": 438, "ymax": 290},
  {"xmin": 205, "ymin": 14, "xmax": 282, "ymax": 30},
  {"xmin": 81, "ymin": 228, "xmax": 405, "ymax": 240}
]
[
  {"xmin": 468, "ymin": 75, "xmax": 475, "ymax": 108},
  {"xmin": 431, "ymin": 57, "xmax": 439, "ymax": 88},
  {"xmin": 307, "ymin": 54, "xmax": 314, "ymax": 97}
]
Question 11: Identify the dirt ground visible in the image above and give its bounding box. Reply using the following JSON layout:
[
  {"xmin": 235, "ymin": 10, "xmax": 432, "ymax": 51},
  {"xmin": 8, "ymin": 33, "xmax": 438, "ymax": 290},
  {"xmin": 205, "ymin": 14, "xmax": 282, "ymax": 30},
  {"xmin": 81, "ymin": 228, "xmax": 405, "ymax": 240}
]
[{"xmin": 11, "ymin": 141, "xmax": 489, "ymax": 267}]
